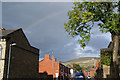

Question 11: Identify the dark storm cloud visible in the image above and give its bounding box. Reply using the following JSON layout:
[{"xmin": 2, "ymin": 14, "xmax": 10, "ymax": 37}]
[
  {"xmin": 2, "ymin": 2, "xmax": 111, "ymax": 62},
  {"xmin": 88, "ymin": 35, "xmax": 110, "ymax": 50},
  {"xmin": 84, "ymin": 50, "xmax": 93, "ymax": 53}
]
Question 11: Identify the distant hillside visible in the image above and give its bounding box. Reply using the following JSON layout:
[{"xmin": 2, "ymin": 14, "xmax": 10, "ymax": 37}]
[{"xmin": 63, "ymin": 57, "xmax": 100, "ymax": 66}]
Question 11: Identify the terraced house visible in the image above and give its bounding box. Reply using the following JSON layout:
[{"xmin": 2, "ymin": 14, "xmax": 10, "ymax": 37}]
[
  {"xmin": 39, "ymin": 54, "xmax": 71, "ymax": 79},
  {"xmin": 0, "ymin": 28, "xmax": 39, "ymax": 80}
]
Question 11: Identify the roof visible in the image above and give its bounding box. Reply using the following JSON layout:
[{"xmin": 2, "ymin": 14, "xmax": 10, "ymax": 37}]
[
  {"xmin": 101, "ymin": 38, "xmax": 120, "ymax": 52},
  {"xmin": 100, "ymin": 48, "xmax": 112, "ymax": 52},
  {"xmin": 0, "ymin": 29, "xmax": 19, "ymax": 37},
  {"xmin": 75, "ymin": 72, "xmax": 84, "ymax": 76}
]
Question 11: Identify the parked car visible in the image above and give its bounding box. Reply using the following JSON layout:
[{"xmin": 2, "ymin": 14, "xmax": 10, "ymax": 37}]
[
  {"xmin": 87, "ymin": 75, "xmax": 92, "ymax": 80},
  {"xmin": 74, "ymin": 72, "xmax": 85, "ymax": 80}
]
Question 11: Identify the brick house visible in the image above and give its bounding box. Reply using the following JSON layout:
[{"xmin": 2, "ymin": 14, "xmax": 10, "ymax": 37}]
[
  {"xmin": 0, "ymin": 28, "xmax": 40, "ymax": 80},
  {"xmin": 99, "ymin": 35, "xmax": 120, "ymax": 78},
  {"xmin": 65, "ymin": 64, "xmax": 77, "ymax": 78},
  {"xmin": 39, "ymin": 54, "xmax": 70, "ymax": 79},
  {"xmin": 83, "ymin": 68, "xmax": 96, "ymax": 78},
  {"xmin": 83, "ymin": 62, "xmax": 99, "ymax": 78}
]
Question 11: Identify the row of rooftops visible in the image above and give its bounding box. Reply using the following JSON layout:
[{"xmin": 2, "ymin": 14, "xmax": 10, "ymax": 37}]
[{"xmin": 0, "ymin": 27, "xmax": 20, "ymax": 37}]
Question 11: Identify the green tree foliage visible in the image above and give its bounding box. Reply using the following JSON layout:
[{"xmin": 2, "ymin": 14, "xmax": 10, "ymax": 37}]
[
  {"xmin": 64, "ymin": 2, "xmax": 120, "ymax": 48},
  {"xmin": 100, "ymin": 51, "xmax": 120, "ymax": 66},
  {"xmin": 100, "ymin": 51, "xmax": 112, "ymax": 66},
  {"xmin": 64, "ymin": 1, "xmax": 120, "ymax": 78},
  {"xmin": 73, "ymin": 63, "xmax": 83, "ymax": 72}
]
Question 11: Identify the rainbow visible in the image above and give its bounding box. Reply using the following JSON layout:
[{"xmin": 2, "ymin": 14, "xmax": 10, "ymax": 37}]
[{"xmin": 24, "ymin": 9, "xmax": 66, "ymax": 30}]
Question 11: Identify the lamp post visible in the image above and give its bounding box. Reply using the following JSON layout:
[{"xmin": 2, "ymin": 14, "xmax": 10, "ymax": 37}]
[
  {"xmin": 7, "ymin": 43, "xmax": 16, "ymax": 79},
  {"xmin": 52, "ymin": 50, "xmax": 54, "ymax": 80}
]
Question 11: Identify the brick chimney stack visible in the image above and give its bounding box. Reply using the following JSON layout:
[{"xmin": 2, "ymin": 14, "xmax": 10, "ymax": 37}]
[
  {"xmin": 95, "ymin": 62, "xmax": 99, "ymax": 70},
  {"xmin": 44, "ymin": 54, "xmax": 50, "ymax": 60},
  {"xmin": 57, "ymin": 61, "xmax": 61, "ymax": 64}
]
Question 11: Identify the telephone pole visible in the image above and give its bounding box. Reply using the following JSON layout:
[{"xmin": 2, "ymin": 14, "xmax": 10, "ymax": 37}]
[{"xmin": 52, "ymin": 50, "xmax": 54, "ymax": 80}]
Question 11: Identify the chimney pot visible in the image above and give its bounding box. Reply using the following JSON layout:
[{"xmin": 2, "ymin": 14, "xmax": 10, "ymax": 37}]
[{"xmin": 44, "ymin": 54, "xmax": 50, "ymax": 60}]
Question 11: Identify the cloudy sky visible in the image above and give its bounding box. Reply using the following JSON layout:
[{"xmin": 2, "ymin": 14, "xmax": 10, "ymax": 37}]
[{"xmin": 2, "ymin": 2, "xmax": 111, "ymax": 62}]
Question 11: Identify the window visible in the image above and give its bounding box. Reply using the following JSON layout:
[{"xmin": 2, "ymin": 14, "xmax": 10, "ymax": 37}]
[{"xmin": 0, "ymin": 45, "xmax": 2, "ymax": 59}]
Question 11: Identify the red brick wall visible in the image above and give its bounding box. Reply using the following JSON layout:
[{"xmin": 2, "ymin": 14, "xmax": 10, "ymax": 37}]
[
  {"xmin": 95, "ymin": 62, "xmax": 99, "ymax": 70},
  {"xmin": 90, "ymin": 71, "xmax": 95, "ymax": 77},
  {"xmin": 39, "ymin": 54, "xmax": 60, "ymax": 78},
  {"xmin": 83, "ymin": 70, "xmax": 96, "ymax": 78},
  {"xmin": 39, "ymin": 54, "xmax": 70, "ymax": 79}
]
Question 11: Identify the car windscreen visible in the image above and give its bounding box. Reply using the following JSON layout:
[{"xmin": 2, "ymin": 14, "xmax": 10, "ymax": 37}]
[{"xmin": 75, "ymin": 75, "xmax": 84, "ymax": 78}]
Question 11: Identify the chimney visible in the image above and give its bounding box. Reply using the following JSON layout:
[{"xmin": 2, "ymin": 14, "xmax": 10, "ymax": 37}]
[
  {"xmin": 95, "ymin": 62, "xmax": 99, "ymax": 70},
  {"xmin": 44, "ymin": 54, "xmax": 50, "ymax": 60},
  {"xmin": 0, "ymin": 27, "xmax": 6, "ymax": 30},
  {"xmin": 71, "ymin": 64, "xmax": 74, "ymax": 68},
  {"xmin": 58, "ymin": 61, "xmax": 61, "ymax": 64},
  {"xmin": 52, "ymin": 58, "xmax": 56, "ymax": 61}
]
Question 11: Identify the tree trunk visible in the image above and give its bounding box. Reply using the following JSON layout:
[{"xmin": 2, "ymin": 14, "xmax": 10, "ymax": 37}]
[{"xmin": 112, "ymin": 35, "xmax": 119, "ymax": 78}]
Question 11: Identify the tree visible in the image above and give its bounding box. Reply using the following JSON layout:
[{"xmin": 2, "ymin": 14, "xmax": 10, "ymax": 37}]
[
  {"xmin": 73, "ymin": 63, "xmax": 83, "ymax": 72},
  {"xmin": 64, "ymin": 1, "xmax": 120, "ymax": 78}
]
